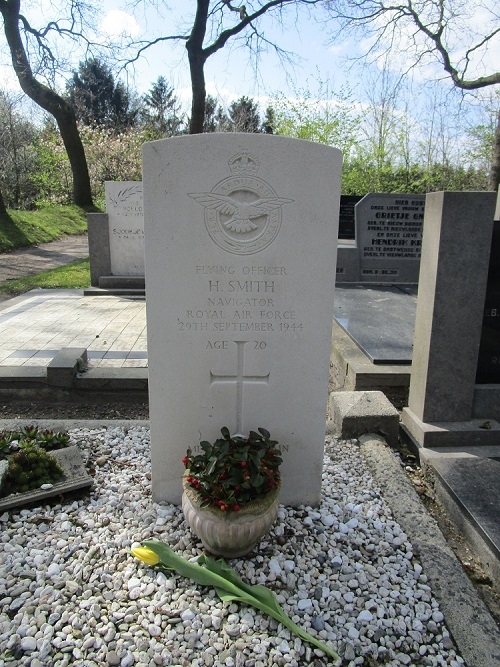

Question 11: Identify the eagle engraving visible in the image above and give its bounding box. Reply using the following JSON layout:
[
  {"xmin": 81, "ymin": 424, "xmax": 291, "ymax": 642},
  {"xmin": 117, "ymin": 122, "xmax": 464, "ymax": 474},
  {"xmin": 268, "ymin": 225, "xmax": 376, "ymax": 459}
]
[{"xmin": 189, "ymin": 192, "xmax": 293, "ymax": 233}]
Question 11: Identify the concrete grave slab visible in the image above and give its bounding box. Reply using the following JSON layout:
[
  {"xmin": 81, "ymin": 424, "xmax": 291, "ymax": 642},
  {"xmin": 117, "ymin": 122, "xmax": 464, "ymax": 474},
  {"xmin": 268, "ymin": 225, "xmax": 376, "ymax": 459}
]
[
  {"xmin": 333, "ymin": 284, "xmax": 417, "ymax": 364},
  {"xmin": 427, "ymin": 455, "xmax": 500, "ymax": 563},
  {"xmin": 416, "ymin": 443, "xmax": 500, "ymax": 585},
  {"xmin": 143, "ymin": 134, "xmax": 341, "ymax": 506}
]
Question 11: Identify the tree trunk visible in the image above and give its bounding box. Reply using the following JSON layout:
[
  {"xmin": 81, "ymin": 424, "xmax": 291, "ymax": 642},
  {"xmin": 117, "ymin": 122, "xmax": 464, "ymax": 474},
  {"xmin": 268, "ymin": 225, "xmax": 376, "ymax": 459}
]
[
  {"xmin": 0, "ymin": 188, "xmax": 7, "ymax": 215},
  {"xmin": 187, "ymin": 51, "xmax": 207, "ymax": 134},
  {"xmin": 186, "ymin": 0, "xmax": 210, "ymax": 135},
  {"xmin": 1, "ymin": 0, "xmax": 93, "ymax": 207},
  {"xmin": 489, "ymin": 108, "xmax": 500, "ymax": 193}
]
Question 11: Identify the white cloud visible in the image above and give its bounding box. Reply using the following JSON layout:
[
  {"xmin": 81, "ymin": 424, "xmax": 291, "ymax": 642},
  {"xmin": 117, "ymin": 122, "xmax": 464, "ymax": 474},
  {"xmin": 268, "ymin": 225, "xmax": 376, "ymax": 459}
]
[{"xmin": 100, "ymin": 10, "xmax": 141, "ymax": 39}]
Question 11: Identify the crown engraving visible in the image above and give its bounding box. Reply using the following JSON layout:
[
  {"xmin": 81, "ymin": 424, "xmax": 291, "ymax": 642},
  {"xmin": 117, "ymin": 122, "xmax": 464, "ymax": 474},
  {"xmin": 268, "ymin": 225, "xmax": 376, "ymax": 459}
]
[{"xmin": 228, "ymin": 153, "xmax": 260, "ymax": 176}]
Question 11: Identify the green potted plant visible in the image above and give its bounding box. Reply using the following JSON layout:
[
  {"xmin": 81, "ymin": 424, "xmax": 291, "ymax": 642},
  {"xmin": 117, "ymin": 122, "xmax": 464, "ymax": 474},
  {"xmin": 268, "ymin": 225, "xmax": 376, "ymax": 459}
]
[
  {"xmin": 181, "ymin": 427, "xmax": 282, "ymax": 558},
  {"xmin": 0, "ymin": 426, "xmax": 70, "ymax": 497}
]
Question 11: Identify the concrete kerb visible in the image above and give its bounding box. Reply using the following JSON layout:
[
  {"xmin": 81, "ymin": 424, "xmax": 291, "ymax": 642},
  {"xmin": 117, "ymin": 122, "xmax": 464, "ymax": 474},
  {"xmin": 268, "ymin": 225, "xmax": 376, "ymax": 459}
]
[{"xmin": 359, "ymin": 433, "xmax": 500, "ymax": 667}]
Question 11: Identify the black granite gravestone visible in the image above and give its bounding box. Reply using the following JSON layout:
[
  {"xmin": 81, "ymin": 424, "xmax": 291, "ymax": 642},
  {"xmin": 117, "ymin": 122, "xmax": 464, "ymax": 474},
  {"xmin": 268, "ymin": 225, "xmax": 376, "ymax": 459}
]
[
  {"xmin": 338, "ymin": 195, "xmax": 362, "ymax": 240},
  {"xmin": 476, "ymin": 219, "xmax": 500, "ymax": 383}
]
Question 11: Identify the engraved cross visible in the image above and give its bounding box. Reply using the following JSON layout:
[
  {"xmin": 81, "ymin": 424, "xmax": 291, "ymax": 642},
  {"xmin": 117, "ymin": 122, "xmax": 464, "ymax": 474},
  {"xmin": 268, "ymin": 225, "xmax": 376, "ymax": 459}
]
[{"xmin": 210, "ymin": 340, "xmax": 270, "ymax": 434}]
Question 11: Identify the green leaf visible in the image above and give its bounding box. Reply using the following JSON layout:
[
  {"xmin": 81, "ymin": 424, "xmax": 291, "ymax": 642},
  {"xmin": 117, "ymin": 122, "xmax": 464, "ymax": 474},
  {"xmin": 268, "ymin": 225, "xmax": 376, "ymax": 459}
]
[
  {"xmin": 221, "ymin": 427, "xmax": 230, "ymax": 440},
  {"xmin": 251, "ymin": 473, "xmax": 265, "ymax": 487},
  {"xmin": 200, "ymin": 441, "xmax": 212, "ymax": 454},
  {"xmin": 233, "ymin": 447, "xmax": 249, "ymax": 461},
  {"xmin": 258, "ymin": 427, "xmax": 270, "ymax": 439},
  {"xmin": 139, "ymin": 541, "xmax": 339, "ymax": 663},
  {"xmin": 249, "ymin": 452, "xmax": 264, "ymax": 467},
  {"xmin": 206, "ymin": 457, "xmax": 217, "ymax": 476}
]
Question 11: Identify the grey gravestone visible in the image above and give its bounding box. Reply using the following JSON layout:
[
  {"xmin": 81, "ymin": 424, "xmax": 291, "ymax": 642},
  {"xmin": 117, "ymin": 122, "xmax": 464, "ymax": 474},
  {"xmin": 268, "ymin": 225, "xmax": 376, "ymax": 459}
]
[
  {"xmin": 105, "ymin": 182, "xmax": 144, "ymax": 275},
  {"xmin": 143, "ymin": 134, "xmax": 341, "ymax": 506},
  {"xmin": 402, "ymin": 191, "xmax": 500, "ymax": 447},
  {"xmin": 356, "ymin": 193, "xmax": 425, "ymax": 282},
  {"xmin": 476, "ymin": 220, "xmax": 500, "ymax": 383}
]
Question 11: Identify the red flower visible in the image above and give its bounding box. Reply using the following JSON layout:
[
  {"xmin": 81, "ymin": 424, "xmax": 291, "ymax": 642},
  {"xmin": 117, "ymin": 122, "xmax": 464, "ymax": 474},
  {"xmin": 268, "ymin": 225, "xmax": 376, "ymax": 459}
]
[
  {"xmin": 182, "ymin": 456, "xmax": 189, "ymax": 466},
  {"xmin": 240, "ymin": 461, "xmax": 248, "ymax": 468},
  {"xmin": 232, "ymin": 504, "xmax": 241, "ymax": 512}
]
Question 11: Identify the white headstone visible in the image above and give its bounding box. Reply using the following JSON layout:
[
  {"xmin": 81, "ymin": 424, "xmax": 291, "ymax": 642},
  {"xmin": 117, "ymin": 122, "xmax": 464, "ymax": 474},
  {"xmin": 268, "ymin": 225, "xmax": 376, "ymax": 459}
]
[
  {"xmin": 105, "ymin": 181, "xmax": 144, "ymax": 275},
  {"xmin": 143, "ymin": 134, "xmax": 341, "ymax": 506}
]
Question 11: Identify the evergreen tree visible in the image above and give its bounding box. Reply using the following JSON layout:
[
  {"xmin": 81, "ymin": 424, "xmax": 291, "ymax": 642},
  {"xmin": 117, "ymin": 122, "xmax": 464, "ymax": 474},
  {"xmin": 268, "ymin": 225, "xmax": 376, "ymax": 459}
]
[
  {"xmin": 262, "ymin": 106, "xmax": 275, "ymax": 134},
  {"xmin": 141, "ymin": 77, "xmax": 184, "ymax": 137},
  {"xmin": 67, "ymin": 58, "xmax": 137, "ymax": 131},
  {"xmin": 203, "ymin": 95, "xmax": 219, "ymax": 133},
  {"xmin": 228, "ymin": 96, "xmax": 261, "ymax": 132}
]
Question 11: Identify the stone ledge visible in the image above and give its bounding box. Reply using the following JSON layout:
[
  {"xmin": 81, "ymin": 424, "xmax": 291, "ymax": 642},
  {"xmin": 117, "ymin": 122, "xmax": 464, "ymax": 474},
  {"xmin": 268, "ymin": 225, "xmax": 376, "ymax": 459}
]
[
  {"xmin": 0, "ymin": 367, "xmax": 46, "ymax": 381},
  {"xmin": 330, "ymin": 320, "xmax": 411, "ymax": 408},
  {"xmin": 328, "ymin": 390, "xmax": 400, "ymax": 446},
  {"xmin": 76, "ymin": 367, "xmax": 148, "ymax": 389},
  {"xmin": 98, "ymin": 275, "xmax": 145, "ymax": 289},
  {"xmin": 402, "ymin": 407, "xmax": 500, "ymax": 448},
  {"xmin": 47, "ymin": 348, "xmax": 88, "ymax": 387},
  {"xmin": 83, "ymin": 287, "xmax": 145, "ymax": 297}
]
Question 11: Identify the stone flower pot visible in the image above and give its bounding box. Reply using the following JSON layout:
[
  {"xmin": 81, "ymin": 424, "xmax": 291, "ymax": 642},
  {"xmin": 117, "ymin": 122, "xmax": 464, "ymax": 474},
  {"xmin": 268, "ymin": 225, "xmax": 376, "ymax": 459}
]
[{"xmin": 182, "ymin": 476, "xmax": 280, "ymax": 558}]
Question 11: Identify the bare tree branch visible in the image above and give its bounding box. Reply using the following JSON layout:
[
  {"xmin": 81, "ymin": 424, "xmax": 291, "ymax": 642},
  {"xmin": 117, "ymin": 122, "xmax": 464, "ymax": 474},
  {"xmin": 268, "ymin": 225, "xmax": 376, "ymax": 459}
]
[
  {"xmin": 325, "ymin": 0, "xmax": 500, "ymax": 187},
  {"xmin": 120, "ymin": 1, "xmax": 324, "ymax": 133},
  {"xmin": 326, "ymin": 0, "xmax": 500, "ymax": 89},
  {"xmin": 122, "ymin": 34, "xmax": 188, "ymax": 68},
  {"xmin": 0, "ymin": 0, "xmax": 94, "ymax": 205}
]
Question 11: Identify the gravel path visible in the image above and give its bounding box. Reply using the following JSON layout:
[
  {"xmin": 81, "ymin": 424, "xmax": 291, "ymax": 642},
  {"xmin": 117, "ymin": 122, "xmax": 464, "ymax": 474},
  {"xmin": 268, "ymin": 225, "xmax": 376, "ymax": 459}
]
[{"xmin": 0, "ymin": 427, "xmax": 467, "ymax": 667}]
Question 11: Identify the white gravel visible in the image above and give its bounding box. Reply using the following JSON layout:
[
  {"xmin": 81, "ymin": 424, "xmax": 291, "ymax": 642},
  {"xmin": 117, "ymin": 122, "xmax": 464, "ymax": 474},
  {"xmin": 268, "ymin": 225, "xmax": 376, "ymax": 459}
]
[{"xmin": 0, "ymin": 426, "xmax": 466, "ymax": 667}]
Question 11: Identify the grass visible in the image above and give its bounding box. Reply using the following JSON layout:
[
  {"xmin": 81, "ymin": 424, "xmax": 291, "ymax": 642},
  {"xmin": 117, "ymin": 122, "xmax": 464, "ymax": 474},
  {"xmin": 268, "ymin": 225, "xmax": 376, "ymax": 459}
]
[
  {"xmin": 0, "ymin": 205, "xmax": 90, "ymax": 299},
  {"xmin": 0, "ymin": 205, "xmax": 88, "ymax": 253},
  {"xmin": 0, "ymin": 258, "xmax": 91, "ymax": 299}
]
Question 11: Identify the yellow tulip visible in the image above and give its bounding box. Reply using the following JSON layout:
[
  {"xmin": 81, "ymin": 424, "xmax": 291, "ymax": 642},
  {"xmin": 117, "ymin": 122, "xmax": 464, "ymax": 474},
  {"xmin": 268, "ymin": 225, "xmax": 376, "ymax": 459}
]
[{"xmin": 131, "ymin": 546, "xmax": 161, "ymax": 566}]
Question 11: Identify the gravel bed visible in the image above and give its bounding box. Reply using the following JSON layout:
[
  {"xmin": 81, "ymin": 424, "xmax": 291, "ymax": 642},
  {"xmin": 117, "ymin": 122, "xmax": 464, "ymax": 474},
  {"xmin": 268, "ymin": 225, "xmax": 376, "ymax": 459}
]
[{"xmin": 0, "ymin": 427, "xmax": 465, "ymax": 667}]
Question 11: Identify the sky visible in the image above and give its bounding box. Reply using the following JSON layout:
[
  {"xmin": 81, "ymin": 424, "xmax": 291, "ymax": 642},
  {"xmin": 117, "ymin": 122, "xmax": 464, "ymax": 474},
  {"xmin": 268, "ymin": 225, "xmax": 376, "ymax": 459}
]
[
  {"xmin": 97, "ymin": 1, "xmax": 352, "ymax": 108},
  {"xmin": 0, "ymin": 1, "xmax": 347, "ymax": 106},
  {"xmin": 1, "ymin": 0, "xmax": 499, "ymax": 118}
]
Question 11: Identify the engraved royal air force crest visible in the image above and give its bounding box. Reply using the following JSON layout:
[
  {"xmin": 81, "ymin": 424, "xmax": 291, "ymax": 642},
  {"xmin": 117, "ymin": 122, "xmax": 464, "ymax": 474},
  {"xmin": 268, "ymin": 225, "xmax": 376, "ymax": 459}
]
[{"xmin": 188, "ymin": 152, "xmax": 293, "ymax": 255}]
